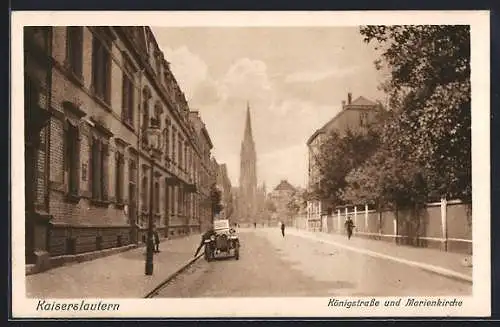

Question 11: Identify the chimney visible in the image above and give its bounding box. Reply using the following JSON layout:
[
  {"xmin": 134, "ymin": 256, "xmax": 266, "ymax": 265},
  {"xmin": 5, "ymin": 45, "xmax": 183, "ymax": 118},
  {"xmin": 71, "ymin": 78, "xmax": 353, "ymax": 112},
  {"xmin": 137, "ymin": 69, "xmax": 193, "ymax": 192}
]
[{"xmin": 347, "ymin": 92, "xmax": 352, "ymax": 104}]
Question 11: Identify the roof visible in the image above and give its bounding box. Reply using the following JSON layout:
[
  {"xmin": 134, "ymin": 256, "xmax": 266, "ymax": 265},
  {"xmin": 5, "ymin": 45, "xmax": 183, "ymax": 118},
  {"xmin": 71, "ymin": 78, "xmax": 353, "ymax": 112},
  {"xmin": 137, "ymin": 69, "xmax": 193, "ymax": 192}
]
[
  {"xmin": 306, "ymin": 95, "xmax": 379, "ymax": 145},
  {"xmin": 274, "ymin": 180, "xmax": 296, "ymax": 192},
  {"xmin": 348, "ymin": 96, "xmax": 378, "ymax": 107}
]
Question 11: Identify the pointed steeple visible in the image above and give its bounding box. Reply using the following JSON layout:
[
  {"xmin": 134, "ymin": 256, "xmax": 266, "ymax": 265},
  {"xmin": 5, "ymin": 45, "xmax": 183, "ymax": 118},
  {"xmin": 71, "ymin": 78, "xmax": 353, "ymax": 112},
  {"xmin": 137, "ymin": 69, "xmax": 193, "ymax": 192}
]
[{"xmin": 243, "ymin": 101, "xmax": 253, "ymax": 142}]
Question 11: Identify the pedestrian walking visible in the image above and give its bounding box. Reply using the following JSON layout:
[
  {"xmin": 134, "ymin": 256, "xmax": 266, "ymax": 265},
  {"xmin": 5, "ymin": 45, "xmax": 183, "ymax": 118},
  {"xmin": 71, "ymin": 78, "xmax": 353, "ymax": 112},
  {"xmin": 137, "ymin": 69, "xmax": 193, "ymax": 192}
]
[
  {"xmin": 280, "ymin": 221, "xmax": 285, "ymax": 237},
  {"xmin": 153, "ymin": 227, "xmax": 160, "ymax": 253},
  {"xmin": 344, "ymin": 216, "xmax": 355, "ymax": 240},
  {"xmin": 254, "ymin": 222, "xmax": 257, "ymax": 228}
]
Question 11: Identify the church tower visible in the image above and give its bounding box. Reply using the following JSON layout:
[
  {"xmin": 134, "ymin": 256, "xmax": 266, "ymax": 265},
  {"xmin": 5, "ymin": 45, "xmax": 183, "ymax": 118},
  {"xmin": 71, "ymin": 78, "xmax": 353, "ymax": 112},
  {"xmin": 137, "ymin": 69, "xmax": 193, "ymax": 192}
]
[{"xmin": 238, "ymin": 102, "xmax": 258, "ymax": 224}]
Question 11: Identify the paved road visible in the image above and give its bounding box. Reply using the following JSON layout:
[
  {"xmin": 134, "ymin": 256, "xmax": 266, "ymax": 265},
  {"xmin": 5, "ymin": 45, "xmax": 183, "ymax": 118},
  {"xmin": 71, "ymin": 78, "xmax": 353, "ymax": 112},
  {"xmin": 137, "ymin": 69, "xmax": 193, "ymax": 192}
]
[{"xmin": 155, "ymin": 229, "xmax": 471, "ymax": 298}]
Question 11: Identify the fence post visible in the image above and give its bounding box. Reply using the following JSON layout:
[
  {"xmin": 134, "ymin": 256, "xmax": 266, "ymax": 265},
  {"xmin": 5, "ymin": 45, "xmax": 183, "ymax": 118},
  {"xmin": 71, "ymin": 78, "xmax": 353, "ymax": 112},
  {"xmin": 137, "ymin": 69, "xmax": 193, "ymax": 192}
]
[
  {"xmin": 441, "ymin": 198, "xmax": 448, "ymax": 251},
  {"xmin": 378, "ymin": 210, "xmax": 382, "ymax": 240},
  {"xmin": 354, "ymin": 205, "xmax": 358, "ymax": 231},
  {"xmin": 393, "ymin": 211, "xmax": 397, "ymax": 244},
  {"xmin": 337, "ymin": 209, "xmax": 341, "ymax": 234},
  {"xmin": 364, "ymin": 204, "xmax": 368, "ymax": 232},
  {"xmin": 345, "ymin": 207, "xmax": 349, "ymax": 235}
]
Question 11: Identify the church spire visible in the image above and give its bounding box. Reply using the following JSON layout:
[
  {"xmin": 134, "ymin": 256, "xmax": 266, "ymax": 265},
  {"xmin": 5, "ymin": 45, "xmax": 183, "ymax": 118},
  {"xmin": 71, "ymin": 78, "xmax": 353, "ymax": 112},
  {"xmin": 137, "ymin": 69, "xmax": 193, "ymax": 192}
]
[{"xmin": 243, "ymin": 101, "xmax": 253, "ymax": 143}]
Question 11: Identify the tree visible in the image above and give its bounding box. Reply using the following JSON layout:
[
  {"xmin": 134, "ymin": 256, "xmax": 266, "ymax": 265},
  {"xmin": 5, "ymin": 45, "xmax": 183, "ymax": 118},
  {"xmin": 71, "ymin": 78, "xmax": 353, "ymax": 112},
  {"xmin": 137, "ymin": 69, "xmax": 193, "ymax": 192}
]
[
  {"xmin": 311, "ymin": 127, "xmax": 381, "ymax": 206},
  {"xmin": 358, "ymin": 25, "xmax": 471, "ymax": 203},
  {"xmin": 265, "ymin": 199, "xmax": 277, "ymax": 213}
]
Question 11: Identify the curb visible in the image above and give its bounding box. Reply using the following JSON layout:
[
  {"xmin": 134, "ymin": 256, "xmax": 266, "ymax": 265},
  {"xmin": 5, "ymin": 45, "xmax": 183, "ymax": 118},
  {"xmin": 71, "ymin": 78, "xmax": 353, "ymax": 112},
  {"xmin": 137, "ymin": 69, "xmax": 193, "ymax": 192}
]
[
  {"xmin": 289, "ymin": 230, "xmax": 473, "ymax": 284},
  {"xmin": 144, "ymin": 253, "xmax": 204, "ymax": 298},
  {"xmin": 26, "ymin": 244, "xmax": 138, "ymax": 276}
]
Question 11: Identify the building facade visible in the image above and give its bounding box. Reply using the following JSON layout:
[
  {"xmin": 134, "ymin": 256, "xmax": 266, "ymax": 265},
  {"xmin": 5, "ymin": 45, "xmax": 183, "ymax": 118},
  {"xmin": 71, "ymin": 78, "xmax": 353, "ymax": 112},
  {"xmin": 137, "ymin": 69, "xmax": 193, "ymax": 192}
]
[
  {"xmin": 306, "ymin": 93, "xmax": 381, "ymax": 230},
  {"xmin": 216, "ymin": 163, "xmax": 234, "ymax": 222},
  {"xmin": 188, "ymin": 111, "xmax": 215, "ymax": 233},
  {"xmin": 24, "ymin": 26, "xmax": 216, "ymax": 271},
  {"xmin": 236, "ymin": 104, "xmax": 258, "ymax": 225},
  {"xmin": 268, "ymin": 180, "xmax": 297, "ymax": 227}
]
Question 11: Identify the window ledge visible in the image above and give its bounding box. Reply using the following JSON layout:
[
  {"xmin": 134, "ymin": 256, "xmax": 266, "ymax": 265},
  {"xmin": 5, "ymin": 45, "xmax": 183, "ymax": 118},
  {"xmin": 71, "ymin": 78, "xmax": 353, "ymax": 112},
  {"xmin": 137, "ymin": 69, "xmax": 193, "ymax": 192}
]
[
  {"xmin": 123, "ymin": 120, "xmax": 135, "ymax": 132},
  {"xmin": 91, "ymin": 199, "xmax": 110, "ymax": 207},
  {"xmin": 64, "ymin": 66, "xmax": 84, "ymax": 87},
  {"xmin": 90, "ymin": 91, "xmax": 112, "ymax": 112}
]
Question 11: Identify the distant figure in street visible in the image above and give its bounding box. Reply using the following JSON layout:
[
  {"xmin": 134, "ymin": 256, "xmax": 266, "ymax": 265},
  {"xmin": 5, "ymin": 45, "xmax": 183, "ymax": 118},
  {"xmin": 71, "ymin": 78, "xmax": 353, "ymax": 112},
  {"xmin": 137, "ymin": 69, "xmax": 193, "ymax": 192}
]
[
  {"xmin": 153, "ymin": 227, "xmax": 160, "ymax": 253},
  {"xmin": 194, "ymin": 224, "xmax": 216, "ymax": 257},
  {"xmin": 280, "ymin": 221, "xmax": 285, "ymax": 237},
  {"xmin": 254, "ymin": 222, "xmax": 257, "ymax": 228},
  {"xmin": 344, "ymin": 216, "xmax": 355, "ymax": 240}
]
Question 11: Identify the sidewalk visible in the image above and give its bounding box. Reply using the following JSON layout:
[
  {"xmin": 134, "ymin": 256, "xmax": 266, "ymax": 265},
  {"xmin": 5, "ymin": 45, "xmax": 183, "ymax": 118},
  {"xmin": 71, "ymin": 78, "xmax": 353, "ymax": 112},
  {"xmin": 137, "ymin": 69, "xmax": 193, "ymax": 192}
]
[
  {"xmin": 287, "ymin": 228, "xmax": 472, "ymax": 282},
  {"xmin": 26, "ymin": 234, "xmax": 202, "ymax": 298}
]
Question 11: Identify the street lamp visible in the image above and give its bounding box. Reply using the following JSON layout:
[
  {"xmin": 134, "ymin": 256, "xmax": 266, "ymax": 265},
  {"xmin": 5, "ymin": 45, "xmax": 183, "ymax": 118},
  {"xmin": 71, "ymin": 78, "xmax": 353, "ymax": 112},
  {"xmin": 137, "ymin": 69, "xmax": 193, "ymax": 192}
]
[{"xmin": 145, "ymin": 118, "xmax": 162, "ymax": 276}]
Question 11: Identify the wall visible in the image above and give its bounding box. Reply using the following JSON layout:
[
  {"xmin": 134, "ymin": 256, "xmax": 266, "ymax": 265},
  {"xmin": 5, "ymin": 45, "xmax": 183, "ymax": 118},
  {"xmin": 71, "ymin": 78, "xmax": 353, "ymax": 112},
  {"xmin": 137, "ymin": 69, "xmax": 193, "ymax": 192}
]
[{"xmin": 294, "ymin": 200, "xmax": 472, "ymax": 255}]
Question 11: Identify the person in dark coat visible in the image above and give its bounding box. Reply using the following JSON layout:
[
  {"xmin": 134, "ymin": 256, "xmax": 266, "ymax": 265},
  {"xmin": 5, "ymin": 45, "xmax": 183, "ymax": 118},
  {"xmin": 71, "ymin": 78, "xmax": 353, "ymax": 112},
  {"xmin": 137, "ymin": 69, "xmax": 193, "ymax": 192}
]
[
  {"xmin": 194, "ymin": 224, "xmax": 216, "ymax": 257},
  {"xmin": 280, "ymin": 221, "xmax": 285, "ymax": 237},
  {"xmin": 153, "ymin": 227, "xmax": 160, "ymax": 253},
  {"xmin": 344, "ymin": 217, "xmax": 355, "ymax": 240}
]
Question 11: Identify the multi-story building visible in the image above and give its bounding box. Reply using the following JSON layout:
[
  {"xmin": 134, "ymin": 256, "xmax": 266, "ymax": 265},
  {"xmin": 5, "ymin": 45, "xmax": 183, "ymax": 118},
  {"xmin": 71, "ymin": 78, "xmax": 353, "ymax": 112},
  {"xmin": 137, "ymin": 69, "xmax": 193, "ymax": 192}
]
[
  {"xmin": 216, "ymin": 163, "xmax": 234, "ymax": 221},
  {"xmin": 306, "ymin": 93, "xmax": 380, "ymax": 230},
  {"xmin": 24, "ymin": 26, "xmax": 216, "ymax": 272},
  {"xmin": 268, "ymin": 180, "xmax": 297, "ymax": 227},
  {"xmin": 24, "ymin": 27, "xmax": 54, "ymax": 268},
  {"xmin": 188, "ymin": 111, "xmax": 215, "ymax": 232}
]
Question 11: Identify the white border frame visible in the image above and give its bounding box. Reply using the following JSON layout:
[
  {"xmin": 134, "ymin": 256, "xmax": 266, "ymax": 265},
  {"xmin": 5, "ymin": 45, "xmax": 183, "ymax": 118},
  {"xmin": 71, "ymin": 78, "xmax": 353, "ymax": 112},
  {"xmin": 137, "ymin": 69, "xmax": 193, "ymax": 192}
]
[{"xmin": 10, "ymin": 10, "xmax": 490, "ymax": 318}]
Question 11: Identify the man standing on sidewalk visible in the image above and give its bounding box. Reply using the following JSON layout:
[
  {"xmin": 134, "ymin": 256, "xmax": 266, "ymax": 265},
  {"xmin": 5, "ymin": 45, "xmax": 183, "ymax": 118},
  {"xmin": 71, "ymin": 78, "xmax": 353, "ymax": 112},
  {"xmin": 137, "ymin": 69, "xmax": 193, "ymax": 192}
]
[
  {"xmin": 153, "ymin": 227, "xmax": 160, "ymax": 253},
  {"xmin": 280, "ymin": 221, "xmax": 286, "ymax": 238}
]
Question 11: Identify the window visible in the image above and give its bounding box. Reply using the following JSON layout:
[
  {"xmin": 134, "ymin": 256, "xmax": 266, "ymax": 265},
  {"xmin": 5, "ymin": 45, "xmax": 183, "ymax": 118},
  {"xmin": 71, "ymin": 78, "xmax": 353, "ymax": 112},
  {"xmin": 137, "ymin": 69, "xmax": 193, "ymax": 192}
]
[
  {"xmin": 154, "ymin": 181, "xmax": 160, "ymax": 214},
  {"xmin": 141, "ymin": 89, "xmax": 150, "ymax": 146},
  {"xmin": 170, "ymin": 185, "xmax": 175, "ymax": 215},
  {"xmin": 184, "ymin": 143, "xmax": 188, "ymax": 171},
  {"xmin": 178, "ymin": 186, "xmax": 183, "ymax": 215},
  {"xmin": 66, "ymin": 27, "xmax": 83, "ymax": 78},
  {"xmin": 115, "ymin": 151, "xmax": 124, "ymax": 204},
  {"xmin": 164, "ymin": 119, "xmax": 170, "ymax": 159},
  {"xmin": 154, "ymin": 102, "xmax": 162, "ymax": 123},
  {"xmin": 171, "ymin": 128, "xmax": 176, "ymax": 163},
  {"xmin": 178, "ymin": 137, "xmax": 183, "ymax": 168},
  {"xmin": 91, "ymin": 138, "xmax": 109, "ymax": 202},
  {"xmin": 92, "ymin": 35, "xmax": 111, "ymax": 104},
  {"xmin": 64, "ymin": 122, "xmax": 80, "ymax": 196},
  {"xmin": 164, "ymin": 180, "xmax": 170, "ymax": 222},
  {"xmin": 122, "ymin": 57, "xmax": 135, "ymax": 127},
  {"xmin": 141, "ymin": 175, "xmax": 148, "ymax": 212},
  {"xmin": 128, "ymin": 159, "xmax": 137, "ymax": 225},
  {"xmin": 360, "ymin": 112, "xmax": 369, "ymax": 127}
]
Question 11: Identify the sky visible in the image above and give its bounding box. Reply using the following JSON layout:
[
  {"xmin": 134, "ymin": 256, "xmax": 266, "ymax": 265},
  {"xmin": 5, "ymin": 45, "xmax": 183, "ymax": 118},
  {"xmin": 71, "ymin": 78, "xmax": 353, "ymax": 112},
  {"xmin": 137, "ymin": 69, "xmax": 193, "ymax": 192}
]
[{"xmin": 150, "ymin": 27, "xmax": 387, "ymax": 190}]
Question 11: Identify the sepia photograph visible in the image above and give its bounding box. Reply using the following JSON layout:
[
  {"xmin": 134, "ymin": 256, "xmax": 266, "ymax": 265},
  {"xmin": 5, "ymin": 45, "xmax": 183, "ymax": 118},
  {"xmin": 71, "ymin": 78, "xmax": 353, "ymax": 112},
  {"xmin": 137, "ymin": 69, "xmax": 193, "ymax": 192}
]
[{"xmin": 11, "ymin": 11, "xmax": 490, "ymax": 318}]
